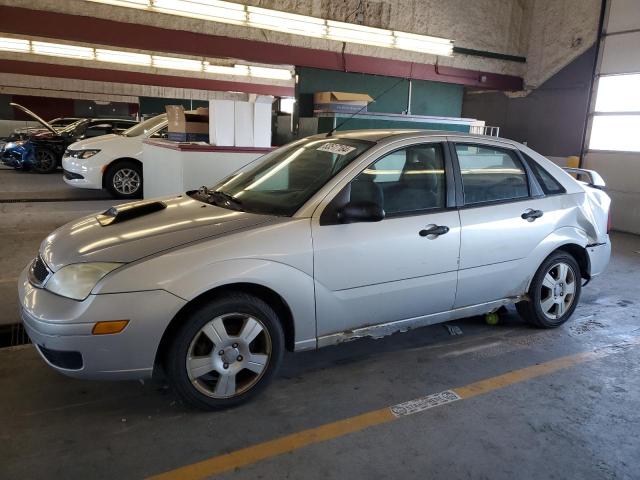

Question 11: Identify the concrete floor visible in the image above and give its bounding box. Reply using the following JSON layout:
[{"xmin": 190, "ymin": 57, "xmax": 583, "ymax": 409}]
[
  {"xmin": 1, "ymin": 167, "xmax": 639, "ymax": 479},
  {"xmin": 0, "ymin": 167, "xmax": 122, "ymax": 326}
]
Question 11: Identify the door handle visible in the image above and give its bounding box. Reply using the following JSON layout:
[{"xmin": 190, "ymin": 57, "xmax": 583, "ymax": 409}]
[
  {"xmin": 521, "ymin": 209, "xmax": 544, "ymax": 221},
  {"xmin": 419, "ymin": 225, "xmax": 450, "ymax": 237}
]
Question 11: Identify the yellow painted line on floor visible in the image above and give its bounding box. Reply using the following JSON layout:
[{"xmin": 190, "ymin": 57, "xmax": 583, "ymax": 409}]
[{"xmin": 147, "ymin": 338, "xmax": 639, "ymax": 480}]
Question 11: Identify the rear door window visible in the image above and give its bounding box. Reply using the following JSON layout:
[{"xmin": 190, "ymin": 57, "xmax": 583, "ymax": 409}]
[{"xmin": 455, "ymin": 144, "xmax": 529, "ymax": 205}]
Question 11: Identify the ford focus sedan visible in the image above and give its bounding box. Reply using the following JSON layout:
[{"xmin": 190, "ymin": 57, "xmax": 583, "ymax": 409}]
[{"xmin": 19, "ymin": 130, "xmax": 611, "ymax": 410}]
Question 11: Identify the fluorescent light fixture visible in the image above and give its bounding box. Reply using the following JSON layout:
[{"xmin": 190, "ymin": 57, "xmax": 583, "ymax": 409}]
[
  {"xmin": 2, "ymin": 35, "xmax": 294, "ymax": 83},
  {"xmin": 249, "ymin": 66, "xmax": 292, "ymax": 80},
  {"xmin": 153, "ymin": 0, "xmax": 245, "ymax": 24},
  {"xmin": 204, "ymin": 63, "xmax": 249, "ymax": 76},
  {"xmin": 0, "ymin": 37, "xmax": 30, "ymax": 53},
  {"xmin": 327, "ymin": 20, "xmax": 393, "ymax": 47},
  {"xmin": 32, "ymin": 41, "xmax": 94, "ymax": 59},
  {"xmin": 247, "ymin": 6, "xmax": 325, "ymax": 37},
  {"xmin": 152, "ymin": 55, "xmax": 203, "ymax": 71},
  {"xmin": 84, "ymin": 0, "xmax": 454, "ymax": 56},
  {"xmin": 96, "ymin": 48, "xmax": 152, "ymax": 66},
  {"xmin": 393, "ymin": 30, "xmax": 454, "ymax": 55}
]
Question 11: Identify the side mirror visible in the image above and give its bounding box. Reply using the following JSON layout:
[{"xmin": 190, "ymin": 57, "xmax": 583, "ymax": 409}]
[{"xmin": 337, "ymin": 201, "xmax": 385, "ymax": 224}]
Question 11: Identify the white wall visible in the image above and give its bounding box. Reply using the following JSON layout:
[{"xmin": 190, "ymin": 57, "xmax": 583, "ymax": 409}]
[{"xmin": 584, "ymin": 0, "xmax": 640, "ymax": 235}]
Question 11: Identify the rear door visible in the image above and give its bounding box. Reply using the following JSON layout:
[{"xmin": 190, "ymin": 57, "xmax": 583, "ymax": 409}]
[
  {"xmin": 449, "ymin": 138, "xmax": 559, "ymax": 307},
  {"xmin": 312, "ymin": 140, "xmax": 461, "ymax": 338}
]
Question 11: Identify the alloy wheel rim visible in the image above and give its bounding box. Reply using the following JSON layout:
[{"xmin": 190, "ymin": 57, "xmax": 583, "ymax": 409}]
[
  {"xmin": 36, "ymin": 150, "xmax": 54, "ymax": 170},
  {"xmin": 113, "ymin": 168, "xmax": 140, "ymax": 195},
  {"xmin": 539, "ymin": 262, "xmax": 576, "ymax": 320},
  {"xmin": 186, "ymin": 313, "xmax": 271, "ymax": 399}
]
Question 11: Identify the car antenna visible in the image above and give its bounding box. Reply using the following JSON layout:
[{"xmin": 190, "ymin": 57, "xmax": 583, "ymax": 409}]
[{"xmin": 325, "ymin": 77, "xmax": 408, "ymax": 137}]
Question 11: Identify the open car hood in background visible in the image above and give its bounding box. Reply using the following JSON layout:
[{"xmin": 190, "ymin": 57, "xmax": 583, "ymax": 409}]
[{"xmin": 10, "ymin": 103, "xmax": 57, "ymax": 135}]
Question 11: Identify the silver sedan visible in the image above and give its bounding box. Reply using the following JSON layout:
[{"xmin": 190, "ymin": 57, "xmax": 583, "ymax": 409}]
[{"xmin": 19, "ymin": 130, "xmax": 611, "ymax": 409}]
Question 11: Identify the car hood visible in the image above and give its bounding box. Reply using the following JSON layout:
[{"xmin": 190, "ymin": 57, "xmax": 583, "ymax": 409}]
[
  {"xmin": 68, "ymin": 134, "xmax": 127, "ymax": 150},
  {"xmin": 40, "ymin": 195, "xmax": 279, "ymax": 271},
  {"xmin": 10, "ymin": 103, "xmax": 57, "ymax": 135}
]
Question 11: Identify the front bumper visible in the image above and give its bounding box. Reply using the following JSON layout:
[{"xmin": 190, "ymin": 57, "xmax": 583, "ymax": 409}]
[
  {"xmin": 19, "ymin": 266, "xmax": 186, "ymax": 380},
  {"xmin": 61, "ymin": 156, "xmax": 104, "ymax": 190},
  {"xmin": 1, "ymin": 149, "xmax": 24, "ymax": 168}
]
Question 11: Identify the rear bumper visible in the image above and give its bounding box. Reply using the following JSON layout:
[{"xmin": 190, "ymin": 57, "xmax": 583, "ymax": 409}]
[
  {"xmin": 19, "ymin": 267, "xmax": 186, "ymax": 380},
  {"xmin": 587, "ymin": 236, "xmax": 611, "ymax": 278}
]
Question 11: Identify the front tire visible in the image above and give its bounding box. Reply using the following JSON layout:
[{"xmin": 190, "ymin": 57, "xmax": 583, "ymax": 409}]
[
  {"xmin": 165, "ymin": 293, "xmax": 284, "ymax": 410},
  {"xmin": 105, "ymin": 160, "xmax": 142, "ymax": 198},
  {"xmin": 516, "ymin": 251, "xmax": 582, "ymax": 328},
  {"xmin": 32, "ymin": 148, "xmax": 58, "ymax": 173}
]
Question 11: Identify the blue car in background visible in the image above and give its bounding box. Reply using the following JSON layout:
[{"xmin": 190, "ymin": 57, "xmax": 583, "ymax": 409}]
[
  {"xmin": 0, "ymin": 139, "xmax": 37, "ymax": 169},
  {"xmin": 1, "ymin": 103, "xmax": 137, "ymax": 173}
]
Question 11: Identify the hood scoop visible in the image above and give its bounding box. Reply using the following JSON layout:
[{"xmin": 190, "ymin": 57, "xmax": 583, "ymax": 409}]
[{"xmin": 97, "ymin": 201, "xmax": 166, "ymax": 226}]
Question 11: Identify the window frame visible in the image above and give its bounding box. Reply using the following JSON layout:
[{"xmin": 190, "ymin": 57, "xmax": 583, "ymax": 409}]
[
  {"xmin": 449, "ymin": 141, "xmax": 542, "ymax": 208},
  {"xmin": 320, "ymin": 140, "xmax": 456, "ymax": 225}
]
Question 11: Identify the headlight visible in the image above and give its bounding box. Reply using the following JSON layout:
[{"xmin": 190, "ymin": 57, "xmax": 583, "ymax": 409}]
[
  {"xmin": 76, "ymin": 149, "xmax": 101, "ymax": 159},
  {"xmin": 45, "ymin": 263, "xmax": 123, "ymax": 301},
  {"xmin": 5, "ymin": 141, "xmax": 25, "ymax": 149}
]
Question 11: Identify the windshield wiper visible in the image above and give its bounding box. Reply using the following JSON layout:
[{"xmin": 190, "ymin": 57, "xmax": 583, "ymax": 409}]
[{"xmin": 198, "ymin": 186, "xmax": 244, "ymax": 211}]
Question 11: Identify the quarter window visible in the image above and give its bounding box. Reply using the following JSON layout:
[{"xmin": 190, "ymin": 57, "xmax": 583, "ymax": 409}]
[
  {"xmin": 522, "ymin": 153, "xmax": 566, "ymax": 195},
  {"xmin": 456, "ymin": 144, "xmax": 528, "ymax": 205},
  {"xmin": 349, "ymin": 143, "xmax": 446, "ymax": 215}
]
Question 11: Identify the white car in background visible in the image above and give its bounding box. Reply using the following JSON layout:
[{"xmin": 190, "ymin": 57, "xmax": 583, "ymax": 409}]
[{"xmin": 62, "ymin": 114, "xmax": 168, "ymax": 198}]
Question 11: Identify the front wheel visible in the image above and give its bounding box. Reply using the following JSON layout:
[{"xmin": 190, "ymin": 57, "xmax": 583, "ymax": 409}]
[
  {"xmin": 516, "ymin": 251, "xmax": 582, "ymax": 328},
  {"xmin": 165, "ymin": 293, "xmax": 284, "ymax": 410},
  {"xmin": 32, "ymin": 148, "xmax": 58, "ymax": 173},
  {"xmin": 105, "ymin": 161, "xmax": 142, "ymax": 198}
]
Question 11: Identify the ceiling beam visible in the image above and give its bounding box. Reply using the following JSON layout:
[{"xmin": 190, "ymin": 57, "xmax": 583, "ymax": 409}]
[
  {"xmin": 0, "ymin": 5, "xmax": 523, "ymax": 91},
  {"xmin": 0, "ymin": 59, "xmax": 294, "ymax": 96}
]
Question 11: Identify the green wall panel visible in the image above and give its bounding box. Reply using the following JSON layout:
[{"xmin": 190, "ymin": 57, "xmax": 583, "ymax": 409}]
[{"xmin": 296, "ymin": 67, "xmax": 464, "ymax": 118}]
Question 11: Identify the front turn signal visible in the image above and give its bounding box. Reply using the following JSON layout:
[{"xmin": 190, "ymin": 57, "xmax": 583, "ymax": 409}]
[{"xmin": 92, "ymin": 320, "xmax": 129, "ymax": 335}]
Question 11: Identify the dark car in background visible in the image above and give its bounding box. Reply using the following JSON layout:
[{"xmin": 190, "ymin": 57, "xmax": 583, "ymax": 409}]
[
  {"xmin": 12, "ymin": 117, "xmax": 83, "ymax": 136},
  {"xmin": 1, "ymin": 104, "xmax": 138, "ymax": 173}
]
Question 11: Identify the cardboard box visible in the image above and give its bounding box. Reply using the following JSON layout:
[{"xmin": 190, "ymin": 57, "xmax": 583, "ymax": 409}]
[
  {"xmin": 313, "ymin": 91, "xmax": 373, "ymax": 112},
  {"xmin": 167, "ymin": 132, "xmax": 209, "ymax": 142},
  {"xmin": 209, "ymin": 99, "xmax": 235, "ymax": 147},
  {"xmin": 165, "ymin": 105, "xmax": 209, "ymax": 136}
]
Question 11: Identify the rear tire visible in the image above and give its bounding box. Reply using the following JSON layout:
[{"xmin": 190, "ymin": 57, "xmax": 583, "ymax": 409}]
[
  {"xmin": 516, "ymin": 251, "xmax": 582, "ymax": 328},
  {"xmin": 165, "ymin": 293, "xmax": 285, "ymax": 410},
  {"xmin": 32, "ymin": 148, "xmax": 58, "ymax": 173},
  {"xmin": 105, "ymin": 160, "xmax": 142, "ymax": 198}
]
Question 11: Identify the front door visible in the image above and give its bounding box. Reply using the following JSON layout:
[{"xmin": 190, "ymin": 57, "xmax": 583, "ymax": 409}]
[{"xmin": 311, "ymin": 142, "xmax": 461, "ymax": 338}]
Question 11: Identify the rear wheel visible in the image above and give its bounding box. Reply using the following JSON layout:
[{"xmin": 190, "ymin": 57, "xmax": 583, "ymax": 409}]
[
  {"xmin": 165, "ymin": 293, "xmax": 284, "ymax": 410},
  {"xmin": 105, "ymin": 160, "xmax": 142, "ymax": 198},
  {"xmin": 33, "ymin": 148, "xmax": 58, "ymax": 173},
  {"xmin": 516, "ymin": 251, "xmax": 581, "ymax": 328}
]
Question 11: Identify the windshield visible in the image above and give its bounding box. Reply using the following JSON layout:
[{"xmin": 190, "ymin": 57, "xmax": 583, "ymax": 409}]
[
  {"xmin": 198, "ymin": 137, "xmax": 375, "ymax": 216},
  {"xmin": 49, "ymin": 118, "xmax": 79, "ymax": 128},
  {"xmin": 59, "ymin": 119, "xmax": 88, "ymax": 135},
  {"xmin": 122, "ymin": 114, "xmax": 167, "ymax": 137}
]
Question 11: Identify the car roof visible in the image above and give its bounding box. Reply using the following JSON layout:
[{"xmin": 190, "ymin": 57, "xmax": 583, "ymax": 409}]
[{"xmin": 312, "ymin": 129, "xmax": 520, "ymax": 147}]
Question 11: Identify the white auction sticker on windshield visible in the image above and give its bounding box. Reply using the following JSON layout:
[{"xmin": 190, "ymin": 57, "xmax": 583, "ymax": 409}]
[{"xmin": 317, "ymin": 143, "xmax": 356, "ymax": 155}]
